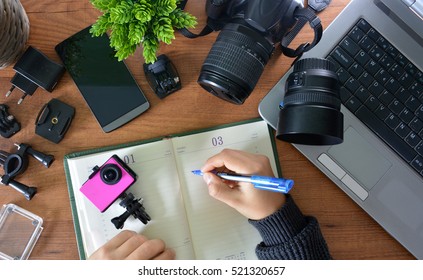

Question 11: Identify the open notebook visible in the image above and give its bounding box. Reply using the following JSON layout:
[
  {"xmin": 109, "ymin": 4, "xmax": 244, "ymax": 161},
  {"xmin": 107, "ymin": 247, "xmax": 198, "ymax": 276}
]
[{"xmin": 64, "ymin": 119, "xmax": 281, "ymax": 260}]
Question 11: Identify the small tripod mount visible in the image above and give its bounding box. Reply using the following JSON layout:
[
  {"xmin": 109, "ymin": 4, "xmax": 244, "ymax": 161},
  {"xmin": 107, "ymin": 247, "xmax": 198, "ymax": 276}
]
[
  {"xmin": 111, "ymin": 192, "xmax": 151, "ymax": 229},
  {"xmin": 0, "ymin": 143, "xmax": 54, "ymax": 200}
]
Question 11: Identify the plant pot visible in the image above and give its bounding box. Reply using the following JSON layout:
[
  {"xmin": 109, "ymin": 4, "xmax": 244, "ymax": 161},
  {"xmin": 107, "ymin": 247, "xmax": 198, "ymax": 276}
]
[{"xmin": 0, "ymin": 0, "xmax": 30, "ymax": 69}]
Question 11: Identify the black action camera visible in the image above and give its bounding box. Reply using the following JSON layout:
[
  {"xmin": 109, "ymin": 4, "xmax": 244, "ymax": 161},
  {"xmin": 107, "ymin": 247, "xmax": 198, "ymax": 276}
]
[{"xmin": 197, "ymin": 0, "xmax": 304, "ymax": 104}]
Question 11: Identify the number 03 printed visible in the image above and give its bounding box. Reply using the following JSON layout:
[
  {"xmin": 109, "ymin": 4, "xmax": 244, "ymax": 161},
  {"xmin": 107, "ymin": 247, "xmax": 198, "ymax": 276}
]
[{"xmin": 211, "ymin": 136, "xmax": 223, "ymax": 146}]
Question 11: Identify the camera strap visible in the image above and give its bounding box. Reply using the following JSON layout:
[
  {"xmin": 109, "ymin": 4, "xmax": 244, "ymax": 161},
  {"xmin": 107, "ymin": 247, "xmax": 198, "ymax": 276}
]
[
  {"xmin": 280, "ymin": 7, "xmax": 322, "ymax": 58},
  {"xmin": 177, "ymin": 19, "xmax": 216, "ymax": 39},
  {"xmin": 281, "ymin": 0, "xmax": 331, "ymax": 59},
  {"xmin": 177, "ymin": 0, "xmax": 223, "ymax": 39}
]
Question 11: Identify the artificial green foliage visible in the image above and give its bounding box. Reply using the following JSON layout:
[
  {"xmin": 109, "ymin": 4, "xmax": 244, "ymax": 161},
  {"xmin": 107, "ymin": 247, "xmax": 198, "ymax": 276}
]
[{"xmin": 90, "ymin": 0, "xmax": 197, "ymax": 63}]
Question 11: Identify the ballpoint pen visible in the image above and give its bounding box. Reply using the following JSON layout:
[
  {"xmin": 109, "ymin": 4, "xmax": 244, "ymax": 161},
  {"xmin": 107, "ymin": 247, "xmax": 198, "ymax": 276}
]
[{"xmin": 191, "ymin": 169, "xmax": 294, "ymax": 194}]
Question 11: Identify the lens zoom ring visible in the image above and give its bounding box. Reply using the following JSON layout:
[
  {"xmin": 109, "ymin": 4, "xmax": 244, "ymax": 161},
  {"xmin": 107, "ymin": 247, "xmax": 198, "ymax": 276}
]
[
  {"xmin": 203, "ymin": 41, "xmax": 265, "ymax": 89},
  {"xmin": 284, "ymin": 92, "xmax": 341, "ymax": 108},
  {"xmin": 220, "ymin": 29, "xmax": 273, "ymax": 61}
]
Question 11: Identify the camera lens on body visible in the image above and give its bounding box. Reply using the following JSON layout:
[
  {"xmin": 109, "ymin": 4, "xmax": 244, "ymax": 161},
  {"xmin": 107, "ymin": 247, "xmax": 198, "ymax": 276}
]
[
  {"xmin": 276, "ymin": 58, "xmax": 344, "ymax": 145},
  {"xmin": 100, "ymin": 164, "xmax": 122, "ymax": 185},
  {"xmin": 197, "ymin": 21, "xmax": 274, "ymax": 104}
]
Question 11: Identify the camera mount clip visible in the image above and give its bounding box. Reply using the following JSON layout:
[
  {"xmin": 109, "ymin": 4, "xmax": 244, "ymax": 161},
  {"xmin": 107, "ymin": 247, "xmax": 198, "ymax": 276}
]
[
  {"xmin": 143, "ymin": 54, "xmax": 181, "ymax": 99},
  {"xmin": 111, "ymin": 192, "xmax": 151, "ymax": 229},
  {"xmin": 35, "ymin": 98, "xmax": 75, "ymax": 143}
]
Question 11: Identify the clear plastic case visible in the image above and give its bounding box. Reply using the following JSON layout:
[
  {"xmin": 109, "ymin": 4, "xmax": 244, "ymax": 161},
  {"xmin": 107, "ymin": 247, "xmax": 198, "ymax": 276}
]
[{"xmin": 0, "ymin": 204, "xmax": 43, "ymax": 260}]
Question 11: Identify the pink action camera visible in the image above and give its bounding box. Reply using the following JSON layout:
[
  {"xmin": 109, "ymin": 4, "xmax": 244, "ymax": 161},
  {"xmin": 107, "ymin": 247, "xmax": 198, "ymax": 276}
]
[{"xmin": 80, "ymin": 154, "xmax": 137, "ymax": 212}]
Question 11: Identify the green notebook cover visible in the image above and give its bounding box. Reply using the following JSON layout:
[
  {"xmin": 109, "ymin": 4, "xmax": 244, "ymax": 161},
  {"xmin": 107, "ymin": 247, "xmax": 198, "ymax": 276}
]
[{"xmin": 63, "ymin": 118, "xmax": 281, "ymax": 259}]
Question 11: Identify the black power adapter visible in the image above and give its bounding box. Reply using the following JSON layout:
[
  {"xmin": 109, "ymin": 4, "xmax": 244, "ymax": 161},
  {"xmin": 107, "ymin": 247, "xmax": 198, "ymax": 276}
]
[{"xmin": 5, "ymin": 46, "xmax": 65, "ymax": 104}]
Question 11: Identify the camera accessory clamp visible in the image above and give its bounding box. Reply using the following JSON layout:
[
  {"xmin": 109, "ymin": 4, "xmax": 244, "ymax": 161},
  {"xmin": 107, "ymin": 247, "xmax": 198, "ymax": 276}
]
[
  {"xmin": 0, "ymin": 104, "xmax": 21, "ymax": 138},
  {"xmin": 0, "ymin": 143, "xmax": 54, "ymax": 200},
  {"xmin": 0, "ymin": 147, "xmax": 35, "ymax": 200},
  {"xmin": 111, "ymin": 192, "xmax": 151, "ymax": 229}
]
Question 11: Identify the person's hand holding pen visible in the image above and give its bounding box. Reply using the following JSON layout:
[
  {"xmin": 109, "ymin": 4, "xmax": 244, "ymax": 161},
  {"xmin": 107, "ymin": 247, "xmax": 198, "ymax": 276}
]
[{"xmin": 200, "ymin": 149, "xmax": 286, "ymax": 220}]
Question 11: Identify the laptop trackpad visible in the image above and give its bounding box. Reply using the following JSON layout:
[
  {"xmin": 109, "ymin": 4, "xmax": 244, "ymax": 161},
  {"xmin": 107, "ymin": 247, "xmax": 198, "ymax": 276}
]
[{"xmin": 327, "ymin": 127, "xmax": 392, "ymax": 190}]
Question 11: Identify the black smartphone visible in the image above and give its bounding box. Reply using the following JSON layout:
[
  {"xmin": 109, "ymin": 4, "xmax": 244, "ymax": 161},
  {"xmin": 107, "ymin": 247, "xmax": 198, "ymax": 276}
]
[{"xmin": 55, "ymin": 26, "xmax": 150, "ymax": 133}]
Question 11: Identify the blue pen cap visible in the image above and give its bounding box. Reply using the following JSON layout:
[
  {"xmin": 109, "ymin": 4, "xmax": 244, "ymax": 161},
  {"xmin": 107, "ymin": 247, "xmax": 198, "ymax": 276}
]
[{"xmin": 251, "ymin": 175, "xmax": 294, "ymax": 193}]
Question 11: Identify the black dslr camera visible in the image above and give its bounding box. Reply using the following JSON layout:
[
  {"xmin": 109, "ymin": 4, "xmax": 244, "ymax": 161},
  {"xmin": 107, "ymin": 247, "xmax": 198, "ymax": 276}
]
[{"xmin": 196, "ymin": 0, "xmax": 321, "ymax": 104}]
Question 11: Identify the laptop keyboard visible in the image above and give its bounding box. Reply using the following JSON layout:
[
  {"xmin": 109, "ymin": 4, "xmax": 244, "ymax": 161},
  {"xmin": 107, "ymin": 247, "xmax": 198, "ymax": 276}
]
[{"xmin": 327, "ymin": 18, "xmax": 423, "ymax": 176}]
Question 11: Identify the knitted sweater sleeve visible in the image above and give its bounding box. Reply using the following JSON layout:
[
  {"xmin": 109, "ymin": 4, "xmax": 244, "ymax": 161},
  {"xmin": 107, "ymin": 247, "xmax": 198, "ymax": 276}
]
[{"xmin": 248, "ymin": 195, "xmax": 332, "ymax": 260}]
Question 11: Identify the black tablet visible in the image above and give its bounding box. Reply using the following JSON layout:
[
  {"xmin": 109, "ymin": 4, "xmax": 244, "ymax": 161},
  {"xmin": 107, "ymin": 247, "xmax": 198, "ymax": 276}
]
[{"xmin": 55, "ymin": 26, "xmax": 150, "ymax": 133}]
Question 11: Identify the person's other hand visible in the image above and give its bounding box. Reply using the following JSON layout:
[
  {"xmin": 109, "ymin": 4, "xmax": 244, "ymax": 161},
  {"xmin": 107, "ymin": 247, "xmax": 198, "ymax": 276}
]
[
  {"xmin": 88, "ymin": 230, "xmax": 175, "ymax": 260},
  {"xmin": 201, "ymin": 149, "xmax": 286, "ymax": 220}
]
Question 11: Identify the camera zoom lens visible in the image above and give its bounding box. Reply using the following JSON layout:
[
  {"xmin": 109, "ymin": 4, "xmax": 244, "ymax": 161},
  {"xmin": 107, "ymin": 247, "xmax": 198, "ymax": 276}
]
[
  {"xmin": 198, "ymin": 22, "xmax": 274, "ymax": 104},
  {"xmin": 276, "ymin": 58, "xmax": 344, "ymax": 145},
  {"xmin": 100, "ymin": 164, "xmax": 122, "ymax": 185}
]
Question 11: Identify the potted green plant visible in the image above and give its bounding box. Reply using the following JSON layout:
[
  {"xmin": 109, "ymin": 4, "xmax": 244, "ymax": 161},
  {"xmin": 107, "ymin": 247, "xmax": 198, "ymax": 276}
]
[
  {"xmin": 0, "ymin": 0, "xmax": 30, "ymax": 69},
  {"xmin": 89, "ymin": 0, "xmax": 197, "ymax": 64}
]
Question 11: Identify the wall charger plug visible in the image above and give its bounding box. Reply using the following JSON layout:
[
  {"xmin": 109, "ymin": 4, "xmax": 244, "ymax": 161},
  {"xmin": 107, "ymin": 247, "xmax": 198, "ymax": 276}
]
[{"xmin": 5, "ymin": 46, "xmax": 65, "ymax": 104}]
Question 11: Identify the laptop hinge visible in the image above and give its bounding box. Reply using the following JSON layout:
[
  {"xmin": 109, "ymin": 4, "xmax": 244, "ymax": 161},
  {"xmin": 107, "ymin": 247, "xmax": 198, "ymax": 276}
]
[{"xmin": 402, "ymin": 0, "xmax": 423, "ymax": 19}]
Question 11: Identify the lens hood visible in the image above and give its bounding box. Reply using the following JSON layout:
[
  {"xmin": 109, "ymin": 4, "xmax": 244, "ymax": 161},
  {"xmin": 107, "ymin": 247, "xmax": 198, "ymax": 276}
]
[{"xmin": 276, "ymin": 105, "xmax": 344, "ymax": 145}]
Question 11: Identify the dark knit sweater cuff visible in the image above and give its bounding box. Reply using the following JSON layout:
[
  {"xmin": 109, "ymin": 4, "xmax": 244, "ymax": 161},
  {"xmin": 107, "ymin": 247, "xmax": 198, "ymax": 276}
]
[{"xmin": 248, "ymin": 194, "xmax": 307, "ymax": 246}]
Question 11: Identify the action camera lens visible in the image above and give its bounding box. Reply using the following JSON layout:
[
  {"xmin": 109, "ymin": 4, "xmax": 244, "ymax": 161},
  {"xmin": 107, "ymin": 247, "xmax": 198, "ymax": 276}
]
[{"xmin": 100, "ymin": 164, "xmax": 122, "ymax": 185}]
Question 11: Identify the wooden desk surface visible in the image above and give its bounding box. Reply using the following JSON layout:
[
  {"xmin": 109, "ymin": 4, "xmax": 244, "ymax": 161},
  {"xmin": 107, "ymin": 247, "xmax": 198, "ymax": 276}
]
[{"xmin": 0, "ymin": 0, "xmax": 414, "ymax": 260}]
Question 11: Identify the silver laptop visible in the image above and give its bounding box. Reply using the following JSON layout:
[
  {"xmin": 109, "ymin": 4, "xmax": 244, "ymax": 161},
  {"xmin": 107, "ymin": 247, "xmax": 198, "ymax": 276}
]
[{"xmin": 259, "ymin": 0, "xmax": 423, "ymax": 259}]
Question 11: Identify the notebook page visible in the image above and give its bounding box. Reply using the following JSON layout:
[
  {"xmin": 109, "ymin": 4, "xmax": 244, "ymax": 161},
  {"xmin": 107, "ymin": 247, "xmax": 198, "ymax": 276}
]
[
  {"xmin": 172, "ymin": 120, "xmax": 278, "ymax": 259},
  {"xmin": 66, "ymin": 139, "xmax": 195, "ymax": 259}
]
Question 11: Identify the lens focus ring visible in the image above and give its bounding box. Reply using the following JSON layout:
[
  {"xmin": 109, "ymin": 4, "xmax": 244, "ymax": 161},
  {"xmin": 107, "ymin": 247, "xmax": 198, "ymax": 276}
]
[
  {"xmin": 293, "ymin": 57, "xmax": 336, "ymax": 72},
  {"xmin": 283, "ymin": 91, "xmax": 341, "ymax": 108}
]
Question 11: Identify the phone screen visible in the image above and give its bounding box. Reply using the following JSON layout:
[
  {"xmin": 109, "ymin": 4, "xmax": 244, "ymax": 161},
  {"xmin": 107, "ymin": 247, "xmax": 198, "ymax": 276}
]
[{"xmin": 55, "ymin": 26, "xmax": 150, "ymax": 132}]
